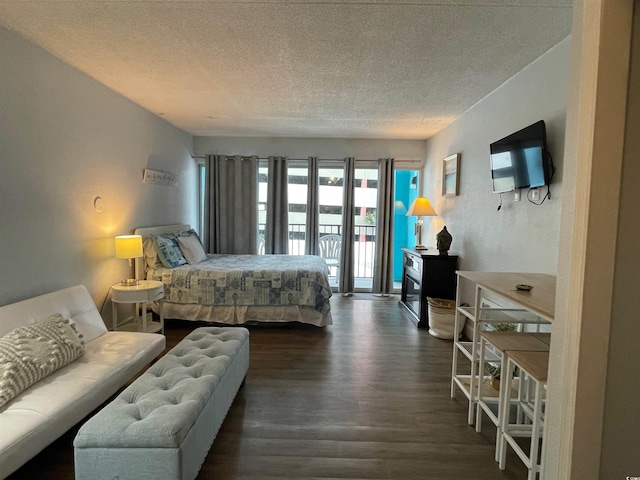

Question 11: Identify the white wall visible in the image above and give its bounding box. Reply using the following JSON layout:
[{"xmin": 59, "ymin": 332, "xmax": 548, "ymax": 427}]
[
  {"xmin": 0, "ymin": 25, "xmax": 197, "ymax": 309},
  {"xmin": 422, "ymin": 37, "xmax": 571, "ymax": 286},
  {"xmin": 194, "ymin": 136, "xmax": 426, "ymax": 163}
]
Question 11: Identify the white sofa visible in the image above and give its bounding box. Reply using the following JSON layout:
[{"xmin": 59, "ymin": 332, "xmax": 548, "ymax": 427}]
[{"xmin": 0, "ymin": 285, "xmax": 166, "ymax": 478}]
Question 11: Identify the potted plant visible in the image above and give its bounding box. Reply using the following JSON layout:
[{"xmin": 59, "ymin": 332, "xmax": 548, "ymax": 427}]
[{"xmin": 485, "ymin": 362, "xmax": 502, "ymax": 390}]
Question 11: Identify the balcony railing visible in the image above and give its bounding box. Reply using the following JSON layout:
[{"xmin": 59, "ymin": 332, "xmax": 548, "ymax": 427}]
[{"xmin": 259, "ymin": 223, "xmax": 376, "ymax": 280}]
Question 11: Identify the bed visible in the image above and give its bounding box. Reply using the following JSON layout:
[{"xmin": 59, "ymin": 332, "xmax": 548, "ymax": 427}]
[{"xmin": 134, "ymin": 224, "xmax": 333, "ymax": 327}]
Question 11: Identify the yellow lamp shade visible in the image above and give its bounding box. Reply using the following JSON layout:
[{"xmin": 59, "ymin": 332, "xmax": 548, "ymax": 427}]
[
  {"xmin": 406, "ymin": 197, "xmax": 438, "ymax": 217},
  {"xmin": 115, "ymin": 235, "xmax": 143, "ymax": 259}
]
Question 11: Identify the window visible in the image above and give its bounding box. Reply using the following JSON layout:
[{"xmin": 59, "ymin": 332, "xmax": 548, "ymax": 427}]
[
  {"xmin": 258, "ymin": 161, "xmax": 268, "ymax": 250},
  {"xmin": 287, "ymin": 163, "xmax": 309, "ymax": 254},
  {"xmin": 258, "ymin": 160, "xmax": 310, "ymax": 254},
  {"xmin": 198, "ymin": 162, "xmax": 206, "ymax": 241}
]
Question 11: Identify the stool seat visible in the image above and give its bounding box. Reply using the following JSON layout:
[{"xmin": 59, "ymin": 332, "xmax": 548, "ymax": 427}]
[
  {"xmin": 480, "ymin": 331, "xmax": 550, "ymax": 352},
  {"xmin": 532, "ymin": 333, "xmax": 551, "ymax": 346},
  {"xmin": 507, "ymin": 350, "xmax": 549, "ymax": 382},
  {"xmin": 499, "ymin": 349, "xmax": 550, "ymax": 480}
]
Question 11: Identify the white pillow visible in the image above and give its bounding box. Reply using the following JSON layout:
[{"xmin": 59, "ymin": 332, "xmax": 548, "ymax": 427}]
[
  {"xmin": 177, "ymin": 235, "xmax": 208, "ymax": 264},
  {"xmin": 143, "ymin": 238, "xmax": 162, "ymax": 269}
]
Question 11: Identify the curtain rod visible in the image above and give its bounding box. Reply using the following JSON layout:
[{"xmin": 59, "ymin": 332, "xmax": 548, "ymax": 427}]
[
  {"xmin": 191, "ymin": 156, "xmax": 344, "ymax": 161},
  {"xmin": 191, "ymin": 155, "xmax": 423, "ymax": 164}
]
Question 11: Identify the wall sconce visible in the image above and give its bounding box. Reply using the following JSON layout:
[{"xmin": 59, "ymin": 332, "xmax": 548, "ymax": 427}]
[
  {"xmin": 406, "ymin": 197, "xmax": 438, "ymax": 249},
  {"xmin": 115, "ymin": 235, "xmax": 143, "ymax": 286}
]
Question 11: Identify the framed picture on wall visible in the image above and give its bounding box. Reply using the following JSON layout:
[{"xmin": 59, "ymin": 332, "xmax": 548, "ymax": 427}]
[{"xmin": 442, "ymin": 153, "xmax": 460, "ymax": 196}]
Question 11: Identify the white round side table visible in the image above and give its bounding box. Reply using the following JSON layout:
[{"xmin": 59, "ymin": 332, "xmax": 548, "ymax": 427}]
[{"xmin": 111, "ymin": 280, "xmax": 164, "ymax": 334}]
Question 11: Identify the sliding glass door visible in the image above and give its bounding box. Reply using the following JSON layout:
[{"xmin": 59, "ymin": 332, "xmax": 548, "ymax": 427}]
[
  {"xmin": 252, "ymin": 158, "xmax": 392, "ymax": 292},
  {"xmin": 353, "ymin": 165, "xmax": 379, "ymax": 291},
  {"xmin": 317, "ymin": 162, "xmax": 380, "ymax": 291},
  {"xmin": 259, "ymin": 160, "xmax": 313, "ymax": 255},
  {"xmin": 318, "ymin": 164, "xmax": 344, "ymax": 287},
  {"xmin": 257, "ymin": 162, "xmax": 268, "ymax": 253},
  {"xmin": 287, "ymin": 162, "xmax": 309, "ymax": 255}
]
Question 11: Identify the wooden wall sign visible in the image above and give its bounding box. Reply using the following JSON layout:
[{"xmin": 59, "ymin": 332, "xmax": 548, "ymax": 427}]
[{"xmin": 143, "ymin": 169, "xmax": 178, "ymax": 187}]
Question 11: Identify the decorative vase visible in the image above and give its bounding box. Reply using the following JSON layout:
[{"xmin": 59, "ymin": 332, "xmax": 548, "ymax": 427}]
[{"xmin": 436, "ymin": 226, "xmax": 453, "ymax": 256}]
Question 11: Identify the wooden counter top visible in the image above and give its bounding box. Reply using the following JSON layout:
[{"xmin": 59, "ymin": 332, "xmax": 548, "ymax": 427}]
[{"xmin": 456, "ymin": 271, "xmax": 556, "ymax": 322}]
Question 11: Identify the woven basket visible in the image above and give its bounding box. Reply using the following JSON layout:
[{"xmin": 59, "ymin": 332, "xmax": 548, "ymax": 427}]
[{"xmin": 427, "ymin": 297, "xmax": 462, "ymax": 339}]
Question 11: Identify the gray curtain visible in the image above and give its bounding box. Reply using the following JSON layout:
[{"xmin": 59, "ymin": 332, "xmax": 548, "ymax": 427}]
[
  {"xmin": 339, "ymin": 157, "xmax": 356, "ymax": 294},
  {"xmin": 265, "ymin": 156, "xmax": 289, "ymax": 254},
  {"xmin": 372, "ymin": 158, "xmax": 395, "ymax": 294},
  {"xmin": 205, "ymin": 154, "xmax": 258, "ymax": 254},
  {"xmin": 304, "ymin": 156, "xmax": 320, "ymax": 256}
]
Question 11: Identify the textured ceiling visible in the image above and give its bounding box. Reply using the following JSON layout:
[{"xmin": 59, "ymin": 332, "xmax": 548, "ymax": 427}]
[{"xmin": 0, "ymin": 1, "xmax": 573, "ymax": 139}]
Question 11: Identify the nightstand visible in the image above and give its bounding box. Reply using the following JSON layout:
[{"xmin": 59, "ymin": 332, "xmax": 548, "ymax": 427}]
[{"xmin": 112, "ymin": 280, "xmax": 164, "ymax": 334}]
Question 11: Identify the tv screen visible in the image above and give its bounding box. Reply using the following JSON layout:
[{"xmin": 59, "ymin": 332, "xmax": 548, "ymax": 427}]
[{"xmin": 490, "ymin": 120, "xmax": 552, "ymax": 194}]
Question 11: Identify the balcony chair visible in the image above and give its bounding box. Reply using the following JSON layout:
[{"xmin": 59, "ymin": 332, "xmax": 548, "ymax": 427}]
[{"xmin": 318, "ymin": 234, "xmax": 341, "ymax": 278}]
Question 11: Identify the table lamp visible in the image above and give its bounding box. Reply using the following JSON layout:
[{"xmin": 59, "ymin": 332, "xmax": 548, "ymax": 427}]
[
  {"xmin": 115, "ymin": 235, "xmax": 143, "ymax": 286},
  {"xmin": 406, "ymin": 197, "xmax": 437, "ymax": 249}
]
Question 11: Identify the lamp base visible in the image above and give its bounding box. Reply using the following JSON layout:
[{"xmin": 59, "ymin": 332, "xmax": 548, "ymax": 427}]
[
  {"xmin": 415, "ymin": 245, "xmax": 428, "ymax": 250},
  {"xmin": 120, "ymin": 278, "xmax": 139, "ymax": 287}
]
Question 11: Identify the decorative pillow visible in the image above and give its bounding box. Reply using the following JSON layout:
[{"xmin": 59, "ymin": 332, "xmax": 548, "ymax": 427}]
[
  {"xmin": 178, "ymin": 228, "xmax": 204, "ymax": 243},
  {"xmin": 0, "ymin": 314, "xmax": 85, "ymax": 408},
  {"xmin": 153, "ymin": 234, "xmax": 187, "ymax": 268},
  {"xmin": 177, "ymin": 235, "xmax": 208, "ymax": 264},
  {"xmin": 143, "ymin": 238, "xmax": 163, "ymax": 270}
]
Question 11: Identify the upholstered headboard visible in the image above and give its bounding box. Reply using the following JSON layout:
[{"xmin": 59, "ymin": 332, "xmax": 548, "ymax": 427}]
[
  {"xmin": 134, "ymin": 224, "xmax": 191, "ymax": 239},
  {"xmin": 133, "ymin": 224, "xmax": 191, "ymax": 279}
]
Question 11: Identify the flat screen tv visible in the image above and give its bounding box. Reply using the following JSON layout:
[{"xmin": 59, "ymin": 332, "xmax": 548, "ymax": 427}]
[{"xmin": 490, "ymin": 120, "xmax": 554, "ymax": 194}]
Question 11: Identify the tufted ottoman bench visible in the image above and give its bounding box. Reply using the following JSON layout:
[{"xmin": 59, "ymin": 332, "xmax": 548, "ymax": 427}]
[{"xmin": 73, "ymin": 326, "xmax": 249, "ymax": 480}]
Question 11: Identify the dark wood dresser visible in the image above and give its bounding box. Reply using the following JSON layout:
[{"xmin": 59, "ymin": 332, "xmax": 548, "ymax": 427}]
[{"xmin": 399, "ymin": 247, "xmax": 459, "ymax": 328}]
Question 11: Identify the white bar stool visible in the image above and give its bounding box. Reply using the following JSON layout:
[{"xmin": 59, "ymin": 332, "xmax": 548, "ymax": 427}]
[
  {"xmin": 498, "ymin": 349, "xmax": 549, "ymax": 480},
  {"xmin": 475, "ymin": 331, "xmax": 550, "ymax": 461}
]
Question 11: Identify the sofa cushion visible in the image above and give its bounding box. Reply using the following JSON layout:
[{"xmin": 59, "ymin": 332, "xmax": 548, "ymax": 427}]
[
  {"xmin": 0, "ymin": 286, "xmax": 108, "ymax": 343},
  {"xmin": 0, "ymin": 314, "xmax": 85, "ymax": 408}
]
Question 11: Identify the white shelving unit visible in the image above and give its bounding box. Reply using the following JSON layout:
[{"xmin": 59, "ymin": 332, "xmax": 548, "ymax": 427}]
[{"xmin": 450, "ymin": 272, "xmax": 556, "ymax": 425}]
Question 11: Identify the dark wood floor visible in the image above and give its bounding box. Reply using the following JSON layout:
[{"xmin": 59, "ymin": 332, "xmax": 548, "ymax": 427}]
[{"xmin": 9, "ymin": 294, "xmax": 527, "ymax": 479}]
